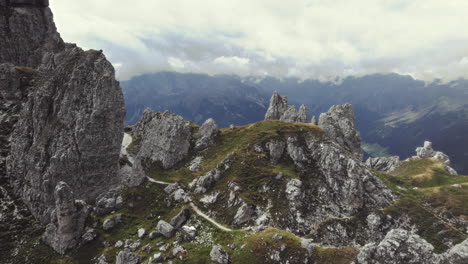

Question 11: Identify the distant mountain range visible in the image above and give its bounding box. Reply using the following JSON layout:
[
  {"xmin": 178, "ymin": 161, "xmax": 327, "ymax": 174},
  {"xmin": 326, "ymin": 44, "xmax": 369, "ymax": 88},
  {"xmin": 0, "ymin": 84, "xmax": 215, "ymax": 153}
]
[{"xmin": 121, "ymin": 72, "xmax": 468, "ymax": 174}]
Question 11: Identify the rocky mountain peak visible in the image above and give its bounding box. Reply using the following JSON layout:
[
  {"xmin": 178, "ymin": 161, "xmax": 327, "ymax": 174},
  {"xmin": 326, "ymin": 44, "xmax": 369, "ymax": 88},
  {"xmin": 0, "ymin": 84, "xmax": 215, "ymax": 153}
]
[
  {"xmin": 318, "ymin": 103, "xmax": 363, "ymax": 159},
  {"xmin": 264, "ymin": 91, "xmax": 309, "ymax": 122}
]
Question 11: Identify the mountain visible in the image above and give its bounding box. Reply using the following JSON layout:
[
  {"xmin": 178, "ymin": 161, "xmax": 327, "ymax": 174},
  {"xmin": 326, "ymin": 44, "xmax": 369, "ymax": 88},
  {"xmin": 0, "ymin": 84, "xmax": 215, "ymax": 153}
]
[
  {"xmin": 121, "ymin": 72, "xmax": 267, "ymax": 128},
  {"xmin": 122, "ymin": 72, "xmax": 468, "ymax": 174}
]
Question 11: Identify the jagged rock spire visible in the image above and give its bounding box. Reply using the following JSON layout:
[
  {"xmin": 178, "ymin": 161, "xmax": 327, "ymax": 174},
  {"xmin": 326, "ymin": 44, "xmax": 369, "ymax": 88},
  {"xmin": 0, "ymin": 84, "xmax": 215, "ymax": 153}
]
[
  {"xmin": 264, "ymin": 91, "xmax": 310, "ymax": 123},
  {"xmin": 318, "ymin": 104, "xmax": 363, "ymax": 159}
]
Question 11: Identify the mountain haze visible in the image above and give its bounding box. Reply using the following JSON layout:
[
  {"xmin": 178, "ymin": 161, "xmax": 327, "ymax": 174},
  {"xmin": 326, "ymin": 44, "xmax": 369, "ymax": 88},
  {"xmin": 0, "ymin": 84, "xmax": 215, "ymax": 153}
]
[{"xmin": 123, "ymin": 72, "xmax": 468, "ymax": 174}]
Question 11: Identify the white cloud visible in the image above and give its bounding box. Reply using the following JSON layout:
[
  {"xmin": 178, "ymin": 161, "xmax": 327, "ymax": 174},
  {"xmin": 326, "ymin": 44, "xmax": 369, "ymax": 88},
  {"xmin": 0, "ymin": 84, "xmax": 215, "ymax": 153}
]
[
  {"xmin": 50, "ymin": 0, "xmax": 468, "ymax": 81},
  {"xmin": 214, "ymin": 56, "xmax": 249, "ymax": 66},
  {"xmin": 168, "ymin": 57, "xmax": 185, "ymax": 69}
]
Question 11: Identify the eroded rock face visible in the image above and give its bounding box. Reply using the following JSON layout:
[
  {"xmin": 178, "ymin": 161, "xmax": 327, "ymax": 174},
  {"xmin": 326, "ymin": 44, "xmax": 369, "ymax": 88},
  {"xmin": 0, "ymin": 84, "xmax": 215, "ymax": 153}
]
[
  {"xmin": 264, "ymin": 91, "xmax": 309, "ymax": 123},
  {"xmin": 0, "ymin": 2, "xmax": 125, "ymax": 255},
  {"xmin": 318, "ymin": 104, "xmax": 362, "ymax": 159},
  {"xmin": 116, "ymin": 249, "xmax": 141, "ymax": 264},
  {"xmin": 7, "ymin": 45, "xmax": 125, "ymax": 224},
  {"xmin": 194, "ymin": 118, "xmax": 218, "ymax": 150},
  {"xmin": 366, "ymin": 156, "xmax": 401, "ymax": 173},
  {"xmin": 0, "ymin": 1, "xmax": 64, "ymax": 67},
  {"xmin": 43, "ymin": 182, "xmax": 89, "ymax": 255},
  {"xmin": 132, "ymin": 109, "xmax": 192, "ymax": 170}
]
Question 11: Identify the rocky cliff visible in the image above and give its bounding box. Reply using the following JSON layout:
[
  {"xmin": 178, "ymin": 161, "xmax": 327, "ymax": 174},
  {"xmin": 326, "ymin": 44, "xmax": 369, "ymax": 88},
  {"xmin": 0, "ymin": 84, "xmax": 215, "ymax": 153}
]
[{"xmin": 0, "ymin": 0, "xmax": 125, "ymax": 256}]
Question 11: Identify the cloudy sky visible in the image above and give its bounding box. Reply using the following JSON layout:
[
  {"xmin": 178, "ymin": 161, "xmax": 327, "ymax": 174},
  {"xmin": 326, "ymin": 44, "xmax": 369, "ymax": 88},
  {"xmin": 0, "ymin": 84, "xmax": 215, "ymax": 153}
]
[{"xmin": 51, "ymin": 0, "xmax": 468, "ymax": 81}]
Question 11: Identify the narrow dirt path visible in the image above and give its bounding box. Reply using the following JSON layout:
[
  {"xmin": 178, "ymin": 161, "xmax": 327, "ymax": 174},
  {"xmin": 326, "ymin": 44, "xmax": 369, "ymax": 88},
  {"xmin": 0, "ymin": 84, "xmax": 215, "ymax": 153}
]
[{"xmin": 145, "ymin": 176, "xmax": 234, "ymax": 232}]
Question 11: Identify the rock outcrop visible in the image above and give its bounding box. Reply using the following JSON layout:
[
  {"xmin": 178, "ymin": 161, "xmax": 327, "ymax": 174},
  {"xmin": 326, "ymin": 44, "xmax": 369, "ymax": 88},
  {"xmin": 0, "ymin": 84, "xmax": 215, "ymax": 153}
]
[
  {"xmin": 356, "ymin": 228, "xmax": 468, "ymax": 264},
  {"xmin": 318, "ymin": 104, "xmax": 363, "ymax": 159},
  {"xmin": 0, "ymin": 1, "xmax": 125, "ymax": 255},
  {"xmin": 132, "ymin": 109, "xmax": 192, "ymax": 169},
  {"xmin": 415, "ymin": 141, "xmax": 457, "ymax": 174},
  {"xmin": 210, "ymin": 245, "xmax": 230, "ymax": 264},
  {"xmin": 194, "ymin": 118, "xmax": 219, "ymax": 150},
  {"xmin": 264, "ymin": 91, "xmax": 309, "ymax": 123},
  {"xmin": 366, "ymin": 156, "xmax": 401, "ymax": 173},
  {"xmin": 42, "ymin": 182, "xmax": 89, "ymax": 255}
]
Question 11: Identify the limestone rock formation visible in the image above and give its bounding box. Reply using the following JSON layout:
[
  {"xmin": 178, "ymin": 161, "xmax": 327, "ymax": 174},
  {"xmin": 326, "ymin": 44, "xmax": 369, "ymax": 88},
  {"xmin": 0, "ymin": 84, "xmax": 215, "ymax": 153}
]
[
  {"xmin": 415, "ymin": 141, "xmax": 457, "ymax": 174},
  {"xmin": 318, "ymin": 104, "xmax": 363, "ymax": 159},
  {"xmin": 264, "ymin": 91, "xmax": 309, "ymax": 123},
  {"xmin": 170, "ymin": 209, "xmax": 191, "ymax": 229},
  {"xmin": 132, "ymin": 109, "xmax": 193, "ymax": 169},
  {"xmin": 190, "ymin": 153, "xmax": 233, "ymax": 193},
  {"xmin": 194, "ymin": 118, "xmax": 219, "ymax": 150},
  {"xmin": 42, "ymin": 182, "xmax": 89, "ymax": 255},
  {"xmin": 356, "ymin": 228, "xmax": 468, "ymax": 264},
  {"xmin": 0, "ymin": 0, "xmax": 63, "ymax": 67},
  {"xmin": 0, "ymin": 1, "xmax": 125, "ymax": 255},
  {"xmin": 366, "ymin": 156, "xmax": 401, "ymax": 173}
]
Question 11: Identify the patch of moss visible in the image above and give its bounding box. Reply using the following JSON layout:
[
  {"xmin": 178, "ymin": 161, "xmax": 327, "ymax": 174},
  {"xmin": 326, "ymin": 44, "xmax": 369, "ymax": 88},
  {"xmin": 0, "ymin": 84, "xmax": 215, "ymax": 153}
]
[
  {"xmin": 315, "ymin": 247, "xmax": 358, "ymax": 264},
  {"xmin": 15, "ymin": 66, "xmax": 37, "ymax": 73},
  {"xmin": 384, "ymin": 198, "xmax": 466, "ymax": 253}
]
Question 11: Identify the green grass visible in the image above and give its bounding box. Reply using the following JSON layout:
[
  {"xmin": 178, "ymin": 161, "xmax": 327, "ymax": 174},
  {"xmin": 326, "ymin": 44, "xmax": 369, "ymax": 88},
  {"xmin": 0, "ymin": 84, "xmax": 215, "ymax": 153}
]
[{"xmin": 315, "ymin": 247, "xmax": 358, "ymax": 264}]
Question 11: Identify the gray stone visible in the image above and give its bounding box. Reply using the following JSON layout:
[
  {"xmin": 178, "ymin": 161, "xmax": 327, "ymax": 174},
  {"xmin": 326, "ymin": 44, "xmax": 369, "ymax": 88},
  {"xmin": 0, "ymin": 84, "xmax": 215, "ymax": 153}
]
[
  {"xmin": 137, "ymin": 228, "xmax": 146, "ymax": 238},
  {"xmin": 42, "ymin": 182, "xmax": 89, "ymax": 255},
  {"xmin": 115, "ymin": 240, "xmax": 124, "ymax": 248},
  {"xmin": 233, "ymin": 203, "xmax": 256, "ymax": 226},
  {"xmin": 194, "ymin": 118, "xmax": 219, "ymax": 150},
  {"xmin": 318, "ymin": 104, "xmax": 362, "ymax": 159},
  {"xmin": 172, "ymin": 245, "xmax": 187, "ymax": 257},
  {"xmin": 188, "ymin": 156, "xmax": 203, "ymax": 172},
  {"xmin": 356, "ymin": 229, "xmax": 440, "ymax": 264},
  {"xmin": 267, "ymin": 139, "xmax": 285, "ymax": 164},
  {"xmin": 102, "ymin": 214, "xmax": 122, "ymax": 231},
  {"xmin": 95, "ymin": 255, "xmax": 109, "ymax": 264},
  {"xmin": 210, "ymin": 245, "xmax": 230, "ymax": 264},
  {"xmin": 297, "ymin": 104, "xmax": 309, "ymax": 123},
  {"xmin": 200, "ymin": 192, "xmax": 220, "ymax": 205},
  {"xmin": 164, "ymin": 182, "xmax": 182, "ymax": 194},
  {"xmin": 190, "ymin": 153, "xmax": 233, "ymax": 193},
  {"xmin": 81, "ymin": 228, "xmax": 97, "ymax": 244},
  {"xmin": 148, "ymin": 253, "xmax": 163, "ymax": 263},
  {"xmin": 116, "ymin": 249, "xmax": 141, "ymax": 264},
  {"xmin": 442, "ymin": 239, "xmax": 468, "ymax": 264},
  {"xmin": 156, "ymin": 220, "xmax": 175, "ymax": 238},
  {"xmin": 366, "ymin": 156, "xmax": 401, "ymax": 173},
  {"xmin": 170, "ymin": 209, "xmax": 191, "ymax": 229},
  {"xmin": 264, "ymin": 91, "xmax": 309, "ymax": 123},
  {"xmin": 181, "ymin": 225, "xmax": 197, "ymax": 240},
  {"xmin": 132, "ymin": 110, "xmax": 193, "ymax": 170}
]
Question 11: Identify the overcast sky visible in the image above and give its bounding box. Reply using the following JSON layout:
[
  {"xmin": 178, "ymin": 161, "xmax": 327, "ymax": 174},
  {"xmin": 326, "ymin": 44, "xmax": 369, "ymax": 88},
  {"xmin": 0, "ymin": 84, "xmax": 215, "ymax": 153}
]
[{"xmin": 51, "ymin": 0, "xmax": 468, "ymax": 81}]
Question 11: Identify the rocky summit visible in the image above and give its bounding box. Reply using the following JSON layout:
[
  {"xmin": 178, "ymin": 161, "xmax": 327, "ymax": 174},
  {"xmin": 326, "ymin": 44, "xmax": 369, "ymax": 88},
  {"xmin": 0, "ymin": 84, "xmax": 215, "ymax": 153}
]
[{"xmin": 1, "ymin": 3, "xmax": 468, "ymax": 264}]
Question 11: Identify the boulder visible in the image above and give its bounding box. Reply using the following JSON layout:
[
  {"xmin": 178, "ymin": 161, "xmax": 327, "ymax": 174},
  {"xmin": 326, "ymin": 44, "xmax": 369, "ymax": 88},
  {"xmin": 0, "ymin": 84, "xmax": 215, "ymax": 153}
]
[
  {"xmin": 132, "ymin": 110, "xmax": 193, "ymax": 170},
  {"xmin": 170, "ymin": 209, "xmax": 191, "ymax": 229},
  {"xmin": 210, "ymin": 245, "xmax": 230, "ymax": 264},
  {"xmin": 156, "ymin": 220, "xmax": 175, "ymax": 238},
  {"xmin": 414, "ymin": 141, "xmax": 458, "ymax": 175}
]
